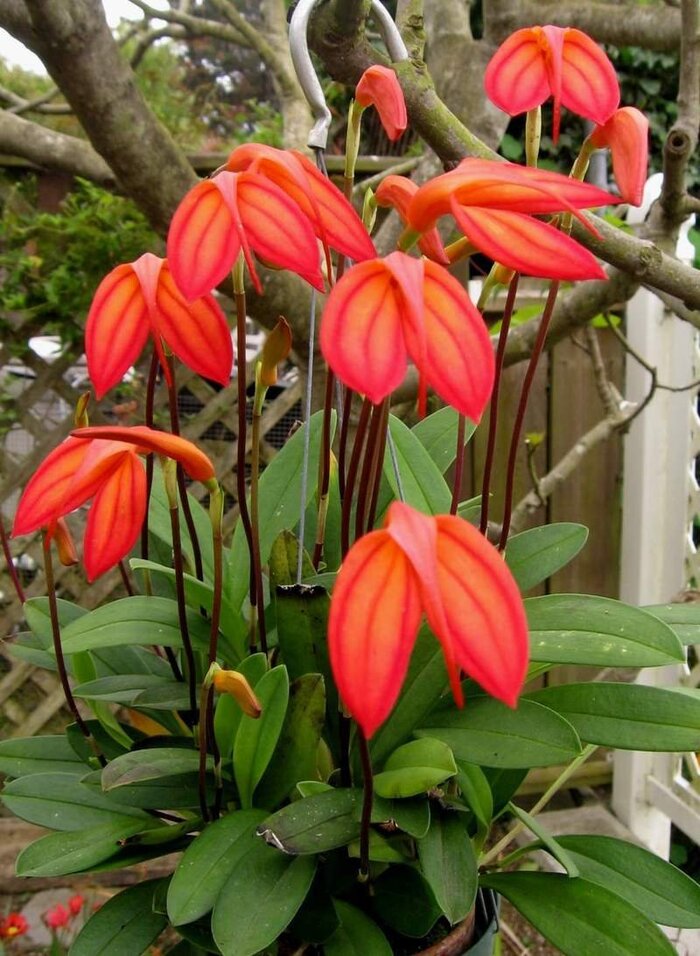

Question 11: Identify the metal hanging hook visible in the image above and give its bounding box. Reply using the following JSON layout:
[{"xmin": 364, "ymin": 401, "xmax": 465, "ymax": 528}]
[{"xmin": 289, "ymin": 0, "xmax": 409, "ymax": 150}]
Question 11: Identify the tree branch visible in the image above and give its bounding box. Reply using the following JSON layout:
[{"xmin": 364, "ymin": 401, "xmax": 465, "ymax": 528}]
[
  {"xmin": 483, "ymin": 1, "xmax": 681, "ymax": 53},
  {"xmin": 0, "ymin": 109, "xmax": 113, "ymax": 182},
  {"xmin": 127, "ymin": 0, "xmax": 250, "ymax": 48},
  {"xmin": 0, "ymin": 85, "xmax": 72, "ymax": 116}
]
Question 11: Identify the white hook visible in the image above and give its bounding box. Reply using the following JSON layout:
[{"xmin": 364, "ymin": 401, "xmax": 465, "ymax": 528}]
[{"xmin": 289, "ymin": 0, "xmax": 409, "ymax": 150}]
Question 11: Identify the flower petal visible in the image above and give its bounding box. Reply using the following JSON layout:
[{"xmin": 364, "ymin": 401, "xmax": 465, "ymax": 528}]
[
  {"xmin": 452, "ymin": 204, "xmax": 606, "ymax": 280},
  {"xmin": 412, "ymin": 260, "xmax": 495, "ymax": 421},
  {"xmin": 355, "ymin": 65, "xmax": 408, "ymax": 141},
  {"xmin": 320, "ymin": 258, "xmax": 409, "ymax": 404},
  {"xmin": 560, "ymin": 28, "xmax": 619, "ymax": 127},
  {"xmin": 237, "ymin": 172, "xmax": 324, "ymax": 292},
  {"xmin": 433, "ymin": 515, "xmax": 529, "ymax": 706},
  {"xmin": 589, "ymin": 107, "xmax": 649, "ymax": 207},
  {"xmin": 375, "ymin": 176, "xmax": 449, "ymax": 264},
  {"xmin": 71, "ymin": 426, "xmax": 216, "ymax": 482},
  {"xmin": 484, "ymin": 27, "xmax": 552, "ymax": 117},
  {"xmin": 85, "ymin": 264, "xmax": 151, "ymax": 399},
  {"xmin": 154, "ymin": 264, "xmax": 233, "ymax": 385},
  {"xmin": 167, "ymin": 179, "xmax": 240, "ymax": 301},
  {"xmin": 329, "ymin": 529, "xmax": 423, "ymax": 738},
  {"xmin": 84, "ymin": 452, "xmax": 146, "ymax": 580}
]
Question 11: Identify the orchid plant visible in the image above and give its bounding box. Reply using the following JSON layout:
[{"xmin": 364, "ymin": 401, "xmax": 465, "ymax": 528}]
[{"xmin": 2, "ymin": 15, "xmax": 700, "ymax": 956}]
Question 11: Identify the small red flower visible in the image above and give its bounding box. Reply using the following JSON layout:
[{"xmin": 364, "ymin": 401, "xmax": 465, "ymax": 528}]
[
  {"xmin": 485, "ymin": 25, "xmax": 619, "ymax": 141},
  {"xmin": 355, "ymin": 65, "xmax": 408, "ymax": 141},
  {"xmin": 0, "ymin": 913, "xmax": 28, "ymax": 939},
  {"xmin": 12, "ymin": 427, "xmax": 215, "ymax": 580},
  {"xmin": 320, "ymin": 251, "xmax": 494, "ymax": 420},
  {"xmin": 68, "ymin": 894, "xmax": 85, "ymax": 917},
  {"xmin": 329, "ymin": 502, "xmax": 529, "ymax": 738},
  {"xmin": 167, "ymin": 170, "xmax": 325, "ymax": 300},
  {"xmin": 44, "ymin": 904, "xmax": 70, "ymax": 930},
  {"xmin": 86, "ymin": 253, "xmax": 233, "ymax": 399},
  {"xmin": 589, "ymin": 107, "xmax": 649, "ymax": 207},
  {"xmin": 375, "ymin": 175, "xmax": 449, "ymax": 264},
  {"xmin": 226, "ymin": 145, "xmax": 376, "ymax": 271},
  {"xmin": 406, "ymin": 158, "xmax": 617, "ymax": 280}
]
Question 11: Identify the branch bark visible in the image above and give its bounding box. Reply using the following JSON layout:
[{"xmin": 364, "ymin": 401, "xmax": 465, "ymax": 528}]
[{"xmin": 0, "ymin": 110, "xmax": 113, "ymax": 183}]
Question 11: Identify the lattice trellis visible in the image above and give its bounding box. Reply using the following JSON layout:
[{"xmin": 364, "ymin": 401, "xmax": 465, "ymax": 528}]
[{"xmin": 0, "ymin": 313, "xmax": 302, "ymax": 738}]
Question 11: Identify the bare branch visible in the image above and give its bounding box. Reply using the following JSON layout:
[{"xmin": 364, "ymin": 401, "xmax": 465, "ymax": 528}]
[
  {"xmin": 0, "ymin": 84, "xmax": 72, "ymax": 116},
  {"xmin": 127, "ymin": 0, "xmax": 250, "ymax": 47},
  {"xmin": 129, "ymin": 25, "xmax": 188, "ymax": 70},
  {"xmin": 0, "ymin": 109, "xmax": 113, "ymax": 183},
  {"xmin": 483, "ymin": 1, "xmax": 681, "ymax": 53}
]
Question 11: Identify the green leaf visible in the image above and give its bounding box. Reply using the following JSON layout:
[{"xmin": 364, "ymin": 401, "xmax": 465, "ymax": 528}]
[
  {"xmin": 275, "ymin": 582, "xmax": 333, "ymax": 686},
  {"xmin": 60, "ymin": 596, "xmax": 211, "ymax": 653},
  {"xmin": 371, "ymin": 864, "xmax": 442, "ymax": 938},
  {"xmin": 411, "ymin": 406, "xmax": 476, "ymax": 474},
  {"xmin": 505, "ymin": 524, "xmax": 588, "ymax": 592},
  {"xmin": 24, "ymin": 596, "xmax": 86, "ymax": 637},
  {"xmin": 370, "ymin": 627, "xmax": 450, "ymax": 767},
  {"xmin": 269, "ymin": 529, "xmax": 315, "ymax": 588},
  {"xmin": 528, "ymin": 683, "xmax": 700, "ymax": 751},
  {"xmin": 102, "ymin": 747, "xmax": 203, "ymax": 790},
  {"xmin": 643, "ymin": 603, "xmax": 700, "ymax": 645},
  {"xmin": 255, "ymin": 674, "xmax": 326, "ymax": 808},
  {"xmin": 526, "ymin": 595, "xmax": 684, "ymax": 667},
  {"xmin": 132, "ymin": 684, "xmax": 191, "ymax": 710},
  {"xmin": 167, "ymin": 810, "xmax": 266, "ymax": 926},
  {"xmin": 481, "ymin": 872, "xmax": 675, "ymax": 956},
  {"xmin": 258, "ymin": 789, "xmax": 361, "ymax": 854},
  {"xmin": 16, "ymin": 817, "xmax": 157, "ymax": 876},
  {"xmin": 418, "ymin": 697, "xmax": 582, "ymax": 768},
  {"xmin": 384, "ymin": 797, "xmax": 431, "ymax": 838},
  {"xmin": 226, "ymin": 410, "xmax": 333, "ymax": 611},
  {"xmin": 374, "ymin": 738, "xmax": 457, "ymax": 798},
  {"xmin": 2, "ymin": 771, "xmax": 147, "ymax": 830},
  {"xmin": 234, "ymin": 665, "xmax": 289, "ymax": 808},
  {"xmin": 0, "ymin": 735, "xmax": 86, "ymax": 777},
  {"xmin": 554, "ymin": 835, "xmax": 700, "ymax": 928},
  {"xmin": 148, "ymin": 469, "xmax": 215, "ymax": 583},
  {"xmin": 325, "ymin": 901, "xmax": 392, "ymax": 956},
  {"xmin": 508, "ymin": 803, "xmax": 579, "ymax": 877},
  {"xmin": 72, "ymin": 674, "xmax": 174, "ymax": 705},
  {"xmin": 381, "ymin": 415, "xmax": 452, "ymax": 514},
  {"xmin": 418, "ymin": 808, "xmax": 477, "ymax": 924},
  {"xmin": 455, "ymin": 762, "xmax": 493, "ymax": 830},
  {"xmin": 211, "ymin": 840, "xmax": 316, "ymax": 956},
  {"xmin": 70, "ymin": 879, "xmax": 168, "ymax": 956}
]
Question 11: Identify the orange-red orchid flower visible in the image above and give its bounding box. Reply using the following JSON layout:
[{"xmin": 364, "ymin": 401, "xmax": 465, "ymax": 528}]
[
  {"xmin": 329, "ymin": 501, "xmax": 529, "ymax": 738},
  {"xmin": 589, "ymin": 107, "xmax": 649, "ymax": 207},
  {"xmin": 12, "ymin": 426, "xmax": 215, "ymax": 580},
  {"xmin": 355, "ymin": 65, "xmax": 408, "ymax": 142},
  {"xmin": 320, "ymin": 251, "xmax": 494, "ymax": 420},
  {"xmin": 375, "ymin": 175, "xmax": 449, "ymax": 264},
  {"xmin": 484, "ymin": 26, "xmax": 619, "ymax": 142},
  {"xmin": 225, "ymin": 145, "xmax": 376, "ymax": 272},
  {"xmin": 85, "ymin": 253, "xmax": 232, "ymax": 399},
  {"xmin": 405, "ymin": 158, "xmax": 618, "ymax": 280},
  {"xmin": 167, "ymin": 170, "xmax": 325, "ymax": 301}
]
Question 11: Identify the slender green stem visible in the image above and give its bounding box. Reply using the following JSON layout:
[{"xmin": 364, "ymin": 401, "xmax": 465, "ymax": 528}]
[
  {"xmin": 198, "ymin": 682, "xmax": 211, "ymax": 824},
  {"xmin": 312, "ymin": 369, "xmax": 336, "ymax": 569},
  {"xmin": 43, "ymin": 536, "xmax": 105, "ymax": 766},
  {"xmin": 479, "ymin": 744, "xmax": 597, "ymax": 867},
  {"xmin": 164, "ymin": 464, "xmax": 198, "ymax": 724},
  {"xmin": 1, "ymin": 514, "xmax": 25, "ymax": 604},
  {"xmin": 499, "ymin": 282, "xmax": 560, "ymax": 550},
  {"xmin": 450, "ymin": 415, "xmax": 467, "ymax": 516},
  {"xmin": 358, "ymin": 730, "xmax": 374, "ymax": 882},
  {"xmin": 480, "ymin": 274, "xmax": 520, "ymax": 535}
]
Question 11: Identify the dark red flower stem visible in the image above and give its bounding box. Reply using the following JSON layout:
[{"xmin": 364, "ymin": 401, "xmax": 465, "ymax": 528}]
[
  {"xmin": 118, "ymin": 561, "xmax": 134, "ymax": 596},
  {"xmin": 338, "ymin": 387, "xmax": 354, "ymax": 499},
  {"xmin": 358, "ymin": 730, "xmax": 374, "ymax": 882},
  {"xmin": 167, "ymin": 491, "xmax": 198, "ymax": 724},
  {"xmin": 0, "ymin": 515, "xmax": 25, "ymax": 604},
  {"xmin": 366, "ymin": 400, "xmax": 390, "ymax": 531},
  {"xmin": 499, "ymin": 281, "xmax": 560, "ymax": 550},
  {"xmin": 450, "ymin": 415, "xmax": 467, "ymax": 516},
  {"xmin": 480, "ymin": 274, "xmax": 520, "ymax": 535},
  {"xmin": 312, "ymin": 369, "xmax": 336, "ymax": 570},
  {"xmin": 340, "ymin": 397, "xmax": 373, "ymax": 557},
  {"xmin": 355, "ymin": 399, "xmax": 388, "ymax": 539},
  {"xmin": 43, "ymin": 535, "xmax": 105, "ymax": 767},
  {"xmin": 165, "ymin": 355, "xmax": 204, "ymax": 583},
  {"xmin": 141, "ymin": 348, "xmax": 159, "ymax": 561}
]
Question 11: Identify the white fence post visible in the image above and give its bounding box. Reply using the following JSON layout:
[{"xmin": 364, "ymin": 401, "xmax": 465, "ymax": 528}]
[{"xmin": 612, "ymin": 174, "xmax": 698, "ymax": 855}]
